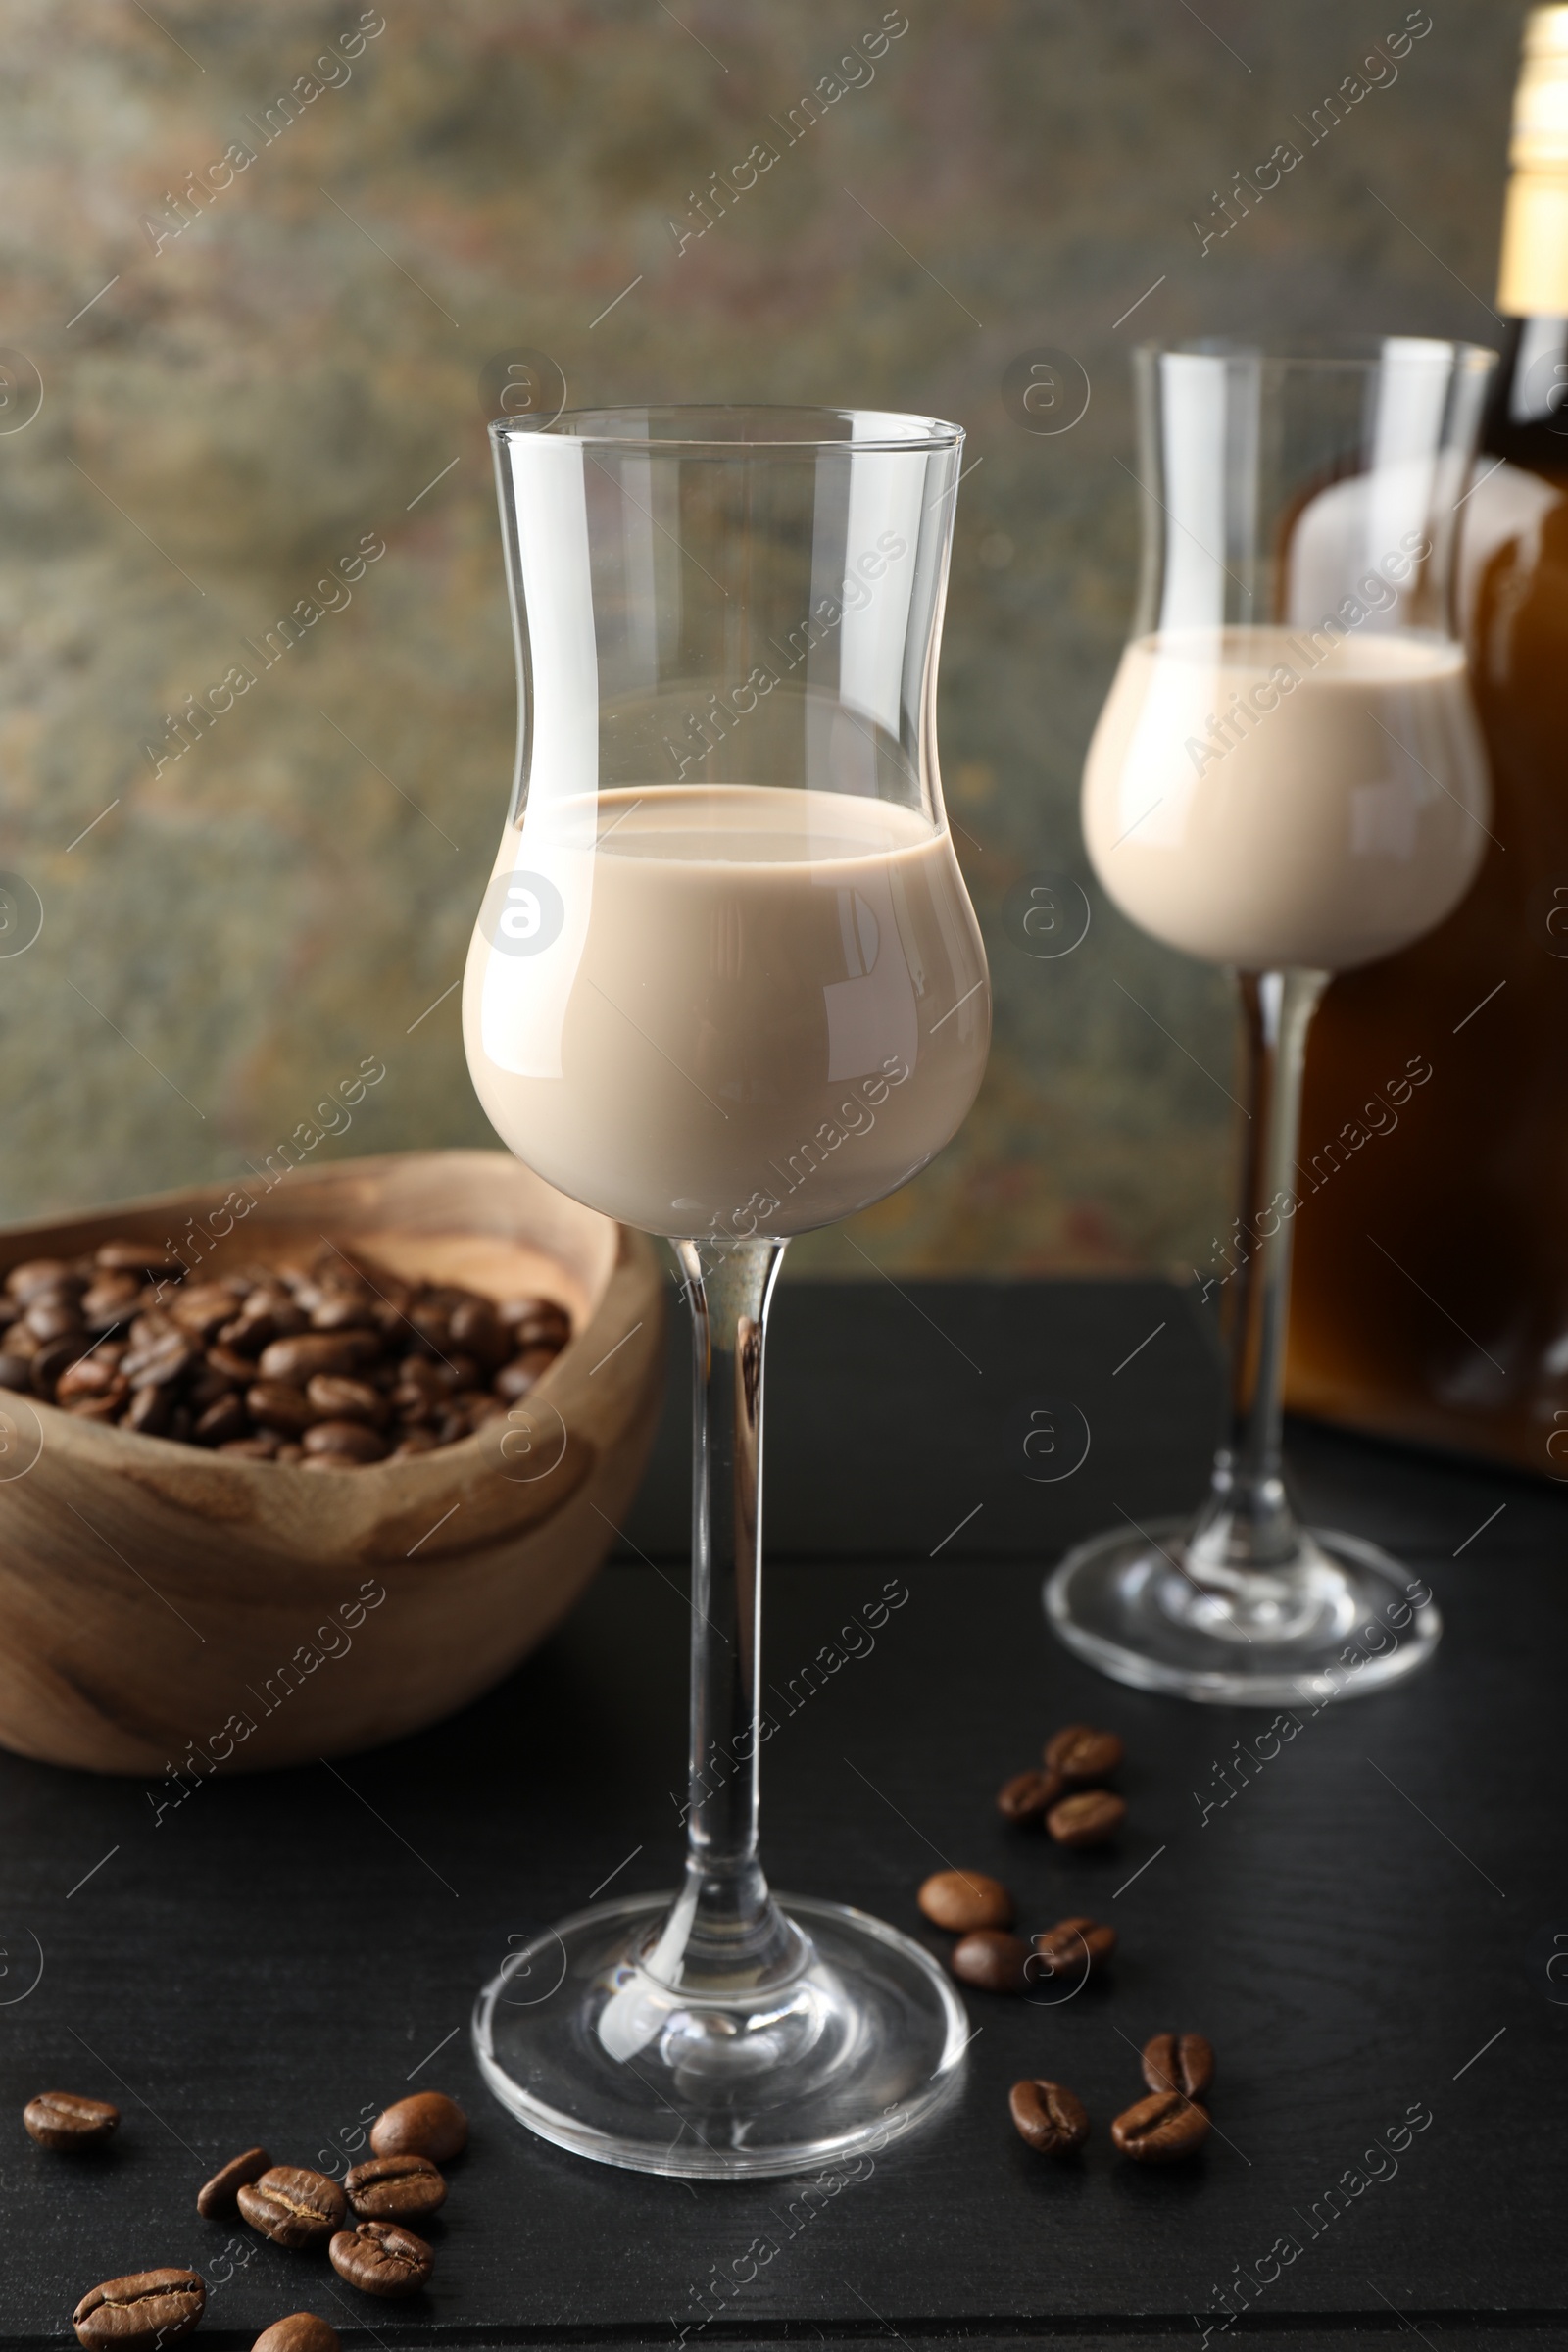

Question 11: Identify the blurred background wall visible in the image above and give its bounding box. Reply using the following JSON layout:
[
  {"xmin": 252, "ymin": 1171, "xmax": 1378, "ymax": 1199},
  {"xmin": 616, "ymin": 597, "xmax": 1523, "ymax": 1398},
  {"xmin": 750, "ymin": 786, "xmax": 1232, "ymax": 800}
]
[{"xmin": 0, "ymin": 0, "xmax": 1528, "ymax": 1274}]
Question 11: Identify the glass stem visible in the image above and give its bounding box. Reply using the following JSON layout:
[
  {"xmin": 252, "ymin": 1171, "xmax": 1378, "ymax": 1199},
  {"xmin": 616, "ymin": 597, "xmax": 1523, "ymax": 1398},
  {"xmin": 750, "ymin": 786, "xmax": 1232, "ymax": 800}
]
[
  {"xmin": 643, "ymin": 1237, "xmax": 808, "ymax": 2001},
  {"xmin": 1189, "ymin": 967, "xmax": 1329, "ymax": 1582}
]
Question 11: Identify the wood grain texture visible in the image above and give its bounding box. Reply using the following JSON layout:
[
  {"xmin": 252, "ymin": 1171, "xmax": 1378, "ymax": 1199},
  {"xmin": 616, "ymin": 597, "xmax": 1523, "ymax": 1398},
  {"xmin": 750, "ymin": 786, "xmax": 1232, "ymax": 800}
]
[{"xmin": 0, "ymin": 1151, "xmax": 664, "ymax": 1775}]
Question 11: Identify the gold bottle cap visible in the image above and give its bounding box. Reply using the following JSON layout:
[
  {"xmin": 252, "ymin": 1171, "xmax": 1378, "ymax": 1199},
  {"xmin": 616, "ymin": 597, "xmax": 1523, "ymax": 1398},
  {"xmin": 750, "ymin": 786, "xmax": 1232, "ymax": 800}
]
[{"xmin": 1499, "ymin": 8, "xmax": 1568, "ymax": 313}]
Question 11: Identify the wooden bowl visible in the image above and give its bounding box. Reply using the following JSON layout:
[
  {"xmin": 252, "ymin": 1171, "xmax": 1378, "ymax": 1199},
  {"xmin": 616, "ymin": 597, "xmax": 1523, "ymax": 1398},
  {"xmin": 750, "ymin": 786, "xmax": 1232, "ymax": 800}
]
[{"xmin": 0, "ymin": 1151, "xmax": 665, "ymax": 1775}]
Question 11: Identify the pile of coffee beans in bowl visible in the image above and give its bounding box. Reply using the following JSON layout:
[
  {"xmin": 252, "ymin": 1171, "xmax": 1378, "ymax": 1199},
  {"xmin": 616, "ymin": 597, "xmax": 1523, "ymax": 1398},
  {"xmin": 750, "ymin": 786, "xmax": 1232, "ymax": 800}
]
[{"xmin": 0, "ymin": 1240, "xmax": 571, "ymax": 1467}]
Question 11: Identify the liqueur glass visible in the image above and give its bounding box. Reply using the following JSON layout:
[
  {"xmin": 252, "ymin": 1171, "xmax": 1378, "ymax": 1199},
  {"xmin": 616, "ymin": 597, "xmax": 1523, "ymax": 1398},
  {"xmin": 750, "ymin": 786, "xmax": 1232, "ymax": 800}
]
[
  {"xmin": 1049, "ymin": 337, "xmax": 1495, "ymax": 1705},
  {"xmin": 465, "ymin": 407, "xmax": 990, "ymax": 2175}
]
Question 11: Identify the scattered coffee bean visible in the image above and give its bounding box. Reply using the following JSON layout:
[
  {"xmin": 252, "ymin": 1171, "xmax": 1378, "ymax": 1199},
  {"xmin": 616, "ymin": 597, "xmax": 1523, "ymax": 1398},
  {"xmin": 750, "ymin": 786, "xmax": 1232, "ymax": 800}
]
[
  {"xmin": 1029, "ymin": 1915, "xmax": 1116, "ymax": 1983},
  {"xmin": 73, "ymin": 2270, "xmax": 204, "ymax": 2349},
  {"xmin": 0, "ymin": 1238, "xmax": 572, "ymax": 1465},
  {"xmin": 1046, "ymin": 1789, "xmax": 1126, "ymax": 1848},
  {"xmin": 1142, "ymin": 2031, "xmax": 1214, "ymax": 2101},
  {"xmin": 195, "ymin": 2143, "xmax": 270, "ymax": 2217},
  {"xmin": 1008, "ymin": 2078, "xmax": 1090, "ymax": 2156},
  {"xmin": 1043, "ymin": 1723, "xmax": 1125, "ymax": 1784},
  {"xmin": 951, "ymin": 1929, "xmax": 1031, "ymax": 1993},
  {"xmin": 237, "ymin": 2164, "xmax": 347, "ymax": 2249},
  {"xmin": 328, "ymin": 2220, "xmax": 433, "ymax": 2298},
  {"xmin": 995, "ymin": 1767, "xmax": 1064, "ymax": 1824},
  {"xmin": 344, "ymin": 2152, "xmax": 447, "ymax": 2222},
  {"xmin": 916, "ymin": 1870, "xmax": 1013, "ymax": 1933},
  {"xmin": 24, "ymin": 2090, "xmax": 120, "ymax": 2150},
  {"xmin": 1110, "ymin": 2089, "xmax": 1211, "ymax": 2163},
  {"xmin": 252, "ymin": 2318, "xmax": 339, "ymax": 2352},
  {"xmin": 369, "ymin": 2089, "xmax": 468, "ymax": 2163}
]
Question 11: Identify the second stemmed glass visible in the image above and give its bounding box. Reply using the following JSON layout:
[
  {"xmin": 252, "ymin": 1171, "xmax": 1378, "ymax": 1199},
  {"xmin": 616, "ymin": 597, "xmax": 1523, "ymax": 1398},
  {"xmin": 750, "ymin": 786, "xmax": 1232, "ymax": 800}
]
[
  {"xmin": 464, "ymin": 407, "xmax": 990, "ymax": 2174},
  {"xmin": 1049, "ymin": 337, "xmax": 1495, "ymax": 1705}
]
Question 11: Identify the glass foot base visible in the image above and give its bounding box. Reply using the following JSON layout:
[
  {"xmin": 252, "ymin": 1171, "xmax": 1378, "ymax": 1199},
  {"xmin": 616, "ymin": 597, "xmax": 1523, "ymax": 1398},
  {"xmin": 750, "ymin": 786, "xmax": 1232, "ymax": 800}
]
[
  {"xmin": 1044, "ymin": 1519, "xmax": 1441, "ymax": 1705},
  {"xmin": 472, "ymin": 1889, "xmax": 968, "ymax": 2179}
]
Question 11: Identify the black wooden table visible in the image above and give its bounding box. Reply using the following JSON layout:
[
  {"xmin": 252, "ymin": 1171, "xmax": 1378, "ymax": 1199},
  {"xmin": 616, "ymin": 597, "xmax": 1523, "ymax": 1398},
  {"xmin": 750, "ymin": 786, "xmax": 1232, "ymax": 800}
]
[{"xmin": 3, "ymin": 1279, "xmax": 1565, "ymax": 2349}]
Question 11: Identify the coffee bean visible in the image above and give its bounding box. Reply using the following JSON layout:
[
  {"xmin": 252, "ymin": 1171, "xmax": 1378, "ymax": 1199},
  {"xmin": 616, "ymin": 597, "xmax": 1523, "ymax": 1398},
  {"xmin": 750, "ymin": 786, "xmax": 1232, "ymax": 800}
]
[
  {"xmin": 951, "ymin": 1929, "xmax": 1030, "ymax": 1992},
  {"xmin": 311, "ymin": 1295, "xmax": 378, "ymax": 1333},
  {"xmin": 1043, "ymin": 1723, "xmax": 1125, "ymax": 1783},
  {"xmin": 369, "ymin": 2090, "xmax": 467, "ymax": 2163},
  {"xmin": 196, "ymin": 2144, "xmax": 271, "ymax": 2217},
  {"xmin": 124, "ymin": 1383, "xmax": 171, "ymax": 1436},
  {"xmin": 73, "ymin": 2270, "xmax": 204, "ymax": 2349},
  {"xmin": 0, "ymin": 1351, "xmax": 32, "ymax": 1391},
  {"xmin": 65, "ymin": 1392, "xmax": 129, "ymax": 1422},
  {"xmin": 258, "ymin": 1332, "xmax": 379, "ymax": 1385},
  {"xmin": 82, "ymin": 1274, "xmax": 141, "ymax": 1327},
  {"xmin": 45, "ymin": 1242, "xmax": 573, "ymax": 1471},
  {"xmin": 507, "ymin": 1298, "xmax": 571, "ymax": 1348},
  {"xmin": 1111, "ymin": 2089, "xmax": 1211, "ymax": 2162},
  {"xmin": 307, "ymin": 1374, "xmax": 389, "ymax": 1426},
  {"xmin": 194, "ymin": 1395, "xmax": 248, "ymax": 1446},
  {"xmin": 344, "ymin": 2152, "xmax": 447, "ymax": 2221},
  {"xmin": 7, "ymin": 1257, "xmax": 77, "ymax": 1300},
  {"xmin": 24, "ymin": 2090, "xmax": 120, "ymax": 2150},
  {"xmin": 916, "ymin": 1870, "xmax": 1013, "ymax": 1933},
  {"xmin": 94, "ymin": 1241, "xmax": 181, "ymax": 1277},
  {"xmin": 237, "ymin": 2165, "xmax": 347, "ymax": 2248},
  {"xmin": 1141, "ymin": 2031, "xmax": 1214, "ymax": 2101},
  {"xmin": 1028, "ymin": 1915, "xmax": 1116, "ymax": 1987},
  {"xmin": 303, "ymin": 1420, "xmax": 388, "ymax": 1463},
  {"xmin": 121, "ymin": 1334, "xmax": 194, "ymax": 1390},
  {"xmin": 1046, "ymin": 1789, "xmax": 1126, "ymax": 1848},
  {"xmin": 55, "ymin": 1355, "xmax": 124, "ymax": 1407},
  {"xmin": 328, "ymin": 2220, "xmax": 433, "ymax": 2298},
  {"xmin": 996, "ymin": 1767, "xmax": 1064, "ymax": 1824},
  {"xmin": 1008, "ymin": 2078, "xmax": 1090, "ymax": 2156},
  {"xmin": 449, "ymin": 1298, "xmax": 508, "ymax": 1366},
  {"xmin": 252, "ymin": 2317, "xmax": 340, "ymax": 2352},
  {"xmin": 496, "ymin": 1348, "xmax": 558, "ymax": 1400},
  {"xmin": 246, "ymin": 1381, "xmax": 318, "ymax": 1435},
  {"xmin": 170, "ymin": 1283, "xmax": 240, "ymax": 1342},
  {"xmin": 26, "ymin": 1297, "xmax": 84, "ymax": 1343}
]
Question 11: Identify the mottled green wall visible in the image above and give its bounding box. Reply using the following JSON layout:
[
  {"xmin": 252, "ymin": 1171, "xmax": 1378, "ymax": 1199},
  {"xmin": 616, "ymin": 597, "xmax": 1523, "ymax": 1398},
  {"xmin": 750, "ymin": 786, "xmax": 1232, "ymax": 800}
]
[{"xmin": 0, "ymin": 0, "xmax": 1524, "ymax": 1273}]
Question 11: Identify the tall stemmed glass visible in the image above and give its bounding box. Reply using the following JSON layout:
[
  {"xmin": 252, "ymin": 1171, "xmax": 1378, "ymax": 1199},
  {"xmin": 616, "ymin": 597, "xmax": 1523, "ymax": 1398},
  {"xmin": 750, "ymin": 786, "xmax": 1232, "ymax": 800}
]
[
  {"xmin": 1049, "ymin": 337, "xmax": 1495, "ymax": 1706},
  {"xmin": 465, "ymin": 407, "xmax": 989, "ymax": 2175}
]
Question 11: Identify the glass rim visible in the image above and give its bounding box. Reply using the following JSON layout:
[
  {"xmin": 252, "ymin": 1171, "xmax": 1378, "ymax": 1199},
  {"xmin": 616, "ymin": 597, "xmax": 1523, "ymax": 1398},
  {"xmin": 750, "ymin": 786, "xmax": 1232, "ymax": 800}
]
[
  {"xmin": 489, "ymin": 402, "xmax": 964, "ymax": 453},
  {"xmin": 1135, "ymin": 333, "xmax": 1497, "ymax": 373}
]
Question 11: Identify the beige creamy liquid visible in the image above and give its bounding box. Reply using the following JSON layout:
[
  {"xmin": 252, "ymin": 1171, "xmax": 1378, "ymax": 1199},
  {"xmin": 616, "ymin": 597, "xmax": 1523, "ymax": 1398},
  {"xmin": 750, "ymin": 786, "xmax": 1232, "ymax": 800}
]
[
  {"xmin": 1082, "ymin": 628, "xmax": 1490, "ymax": 971},
  {"xmin": 464, "ymin": 785, "xmax": 990, "ymax": 1238}
]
